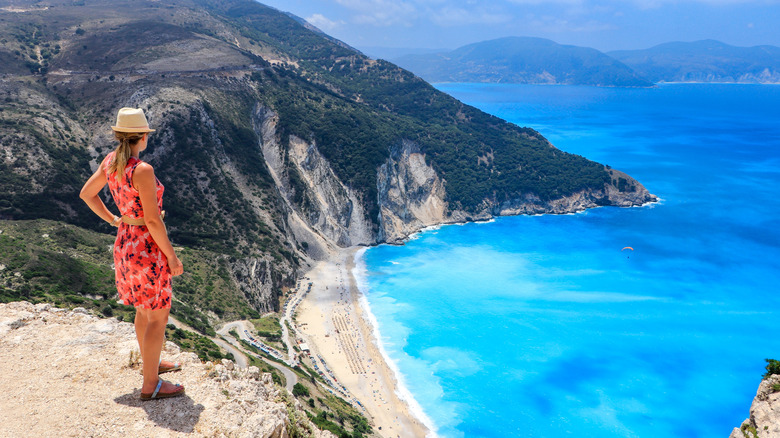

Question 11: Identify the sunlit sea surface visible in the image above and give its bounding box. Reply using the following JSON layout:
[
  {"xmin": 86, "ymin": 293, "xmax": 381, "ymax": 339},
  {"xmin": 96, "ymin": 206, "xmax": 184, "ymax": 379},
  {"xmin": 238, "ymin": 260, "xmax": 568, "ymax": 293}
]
[{"xmin": 355, "ymin": 83, "xmax": 780, "ymax": 437}]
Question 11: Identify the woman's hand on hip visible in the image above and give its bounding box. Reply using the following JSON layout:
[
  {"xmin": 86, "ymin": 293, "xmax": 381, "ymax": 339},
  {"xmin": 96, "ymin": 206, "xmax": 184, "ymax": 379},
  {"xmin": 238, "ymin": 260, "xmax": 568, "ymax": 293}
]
[{"xmin": 168, "ymin": 254, "xmax": 184, "ymax": 276}]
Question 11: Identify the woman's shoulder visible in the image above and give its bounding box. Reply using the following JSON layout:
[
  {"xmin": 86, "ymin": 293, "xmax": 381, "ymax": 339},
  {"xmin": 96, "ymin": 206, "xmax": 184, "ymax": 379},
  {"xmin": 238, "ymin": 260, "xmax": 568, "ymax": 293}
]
[
  {"xmin": 132, "ymin": 160, "xmax": 155, "ymax": 177},
  {"xmin": 100, "ymin": 152, "xmax": 114, "ymax": 171}
]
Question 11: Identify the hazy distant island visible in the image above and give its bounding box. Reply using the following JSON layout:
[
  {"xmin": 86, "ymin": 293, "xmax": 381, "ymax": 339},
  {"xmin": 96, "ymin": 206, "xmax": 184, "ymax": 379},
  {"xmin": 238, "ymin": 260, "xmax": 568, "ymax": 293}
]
[
  {"xmin": 609, "ymin": 39, "xmax": 780, "ymax": 84},
  {"xmin": 391, "ymin": 36, "xmax": 653, "ymax": 87},
  {"xmin": 388, "ymin": 37, "xmax": 780, "ymax": 86}
]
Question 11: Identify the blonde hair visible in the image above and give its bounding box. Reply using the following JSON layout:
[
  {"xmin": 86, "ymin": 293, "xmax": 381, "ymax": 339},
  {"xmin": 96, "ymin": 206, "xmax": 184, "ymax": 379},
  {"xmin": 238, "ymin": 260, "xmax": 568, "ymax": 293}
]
[{"xmin": 107, "ymin": 131, "xmax": 146, "ymax": 182}]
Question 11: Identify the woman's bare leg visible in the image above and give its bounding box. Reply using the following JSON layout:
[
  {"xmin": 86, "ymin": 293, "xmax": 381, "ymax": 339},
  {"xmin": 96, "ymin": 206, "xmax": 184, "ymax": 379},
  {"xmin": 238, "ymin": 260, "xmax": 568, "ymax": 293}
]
[
  {"xmin": 136, "ymin": 307, "xmax": 181, "ymax": 394},
  {"xmin": 134, "ymin": 308, "xmax": 149, "ymax": 363}
]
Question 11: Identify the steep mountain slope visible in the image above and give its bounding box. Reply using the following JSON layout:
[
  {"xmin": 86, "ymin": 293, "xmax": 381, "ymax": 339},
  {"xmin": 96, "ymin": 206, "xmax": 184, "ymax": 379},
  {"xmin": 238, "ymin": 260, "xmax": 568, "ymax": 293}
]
[
  {"xmin": 393, "ymin": 36, "xmax": 653, "ymax": 87},
  {"xmin": 609, "ymin": 40, "xmax": 780, "ymax": 83},
  {"xmin": 0, "ymin": 0, "xmax": 655, "ymax": 316}
]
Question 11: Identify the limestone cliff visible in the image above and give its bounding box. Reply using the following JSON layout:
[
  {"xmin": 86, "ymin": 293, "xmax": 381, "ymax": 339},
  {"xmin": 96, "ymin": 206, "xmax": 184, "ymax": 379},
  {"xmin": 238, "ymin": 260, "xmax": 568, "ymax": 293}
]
[
  {"xmin": 377, "ymin": 140, "xmax": 448, "ymax": 243},
  {"xmin": 254, "ymin": 105, "xmax": 375, "ymax": 255},
  {"xmin": 730, "ymin": 375, "xmax": 780, "ymax": 438},
  {"xmin": 255, "ymin": 108, "xmax": 656, "ymax": 248},
  {"xmin": 375, "ymin": 145, "xmax": 655, "ymax": 243},
  {"xmin": 231, "ymin": 257, "xmax": 277, "ymax": 315}
]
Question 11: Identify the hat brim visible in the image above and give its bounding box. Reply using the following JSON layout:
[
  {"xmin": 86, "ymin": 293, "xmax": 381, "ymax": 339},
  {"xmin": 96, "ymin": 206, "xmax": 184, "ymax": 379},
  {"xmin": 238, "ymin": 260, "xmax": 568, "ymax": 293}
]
[{"xmin": 111, "ymin": 126, "xmax": 156, "ymax": 133}]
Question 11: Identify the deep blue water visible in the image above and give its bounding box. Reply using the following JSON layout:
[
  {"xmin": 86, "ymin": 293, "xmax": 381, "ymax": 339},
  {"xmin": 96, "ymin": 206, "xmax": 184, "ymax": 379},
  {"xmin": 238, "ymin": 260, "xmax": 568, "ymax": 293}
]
[{"xmin": 356, "ymin": 83, "xmax": 780, "ymax": 438}]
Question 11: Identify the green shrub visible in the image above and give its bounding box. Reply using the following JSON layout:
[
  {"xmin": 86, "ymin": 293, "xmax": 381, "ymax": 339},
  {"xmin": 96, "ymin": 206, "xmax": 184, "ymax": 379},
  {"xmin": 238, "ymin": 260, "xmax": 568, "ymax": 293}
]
[
  {"xmin": 292, "ymin": 382, "xmax": 310, "ymax": 397},
  {"xmin": 764, "ymin": 359, "xmax": 780, "ymax": 379}
]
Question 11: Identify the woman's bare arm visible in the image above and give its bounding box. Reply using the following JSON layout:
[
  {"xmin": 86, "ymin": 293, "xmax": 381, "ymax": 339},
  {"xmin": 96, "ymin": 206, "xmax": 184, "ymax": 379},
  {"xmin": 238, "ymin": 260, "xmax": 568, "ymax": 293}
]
[
  {"xmin": 79, "ymin": 157, "xmax": 119, "ymax": 226},
  {"xmin": 133, "ymin": 162, "xmax": 183, "ymax": 276}
]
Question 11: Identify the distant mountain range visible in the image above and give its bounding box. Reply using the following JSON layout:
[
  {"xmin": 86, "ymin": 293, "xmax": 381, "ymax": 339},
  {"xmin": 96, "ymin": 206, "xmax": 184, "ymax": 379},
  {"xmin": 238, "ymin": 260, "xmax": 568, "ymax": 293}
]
[
  {"xmin": 388, "ymin": 37, "xmax": 780, "ymax": 86},
  {"xmin": 608, "ymin": 39, "xmax": 780, "ymax": 83},
  {"xmin": 391, "ymin": 37, "xmax": 653, "ymax": 87}
]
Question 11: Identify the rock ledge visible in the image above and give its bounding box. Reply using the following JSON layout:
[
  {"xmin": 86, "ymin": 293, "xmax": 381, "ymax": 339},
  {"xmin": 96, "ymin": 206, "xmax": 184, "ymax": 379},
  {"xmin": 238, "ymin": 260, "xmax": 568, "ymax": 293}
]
[
  {"xmin": 730, "ymin": 375, "xmax": 780, "ymax": 438},
  {"xmin": 0, "ymin": 301, "xmax": 333, "ymax": 438}
]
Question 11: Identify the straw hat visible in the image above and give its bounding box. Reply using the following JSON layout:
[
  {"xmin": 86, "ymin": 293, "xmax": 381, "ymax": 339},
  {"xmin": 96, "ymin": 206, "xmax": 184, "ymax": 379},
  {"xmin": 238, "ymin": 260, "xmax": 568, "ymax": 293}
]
[{"xmin": 111, "ymin": 107, "xmax": 156, "ymax": 133}]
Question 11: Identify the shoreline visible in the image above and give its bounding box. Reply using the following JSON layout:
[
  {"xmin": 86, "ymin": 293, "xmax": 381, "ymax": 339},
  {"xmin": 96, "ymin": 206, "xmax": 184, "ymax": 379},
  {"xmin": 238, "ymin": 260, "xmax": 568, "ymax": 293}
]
[
  {"xmin": 351, "ymin": 248, "xmax": 439, "ymax": 436},
  {"xmin": 288, "ymin": 199, "xmax": 661, "ymax": 437},
  {"xmin": 294, "ymin": 247, "xmax": 433, "ymax": 438}
]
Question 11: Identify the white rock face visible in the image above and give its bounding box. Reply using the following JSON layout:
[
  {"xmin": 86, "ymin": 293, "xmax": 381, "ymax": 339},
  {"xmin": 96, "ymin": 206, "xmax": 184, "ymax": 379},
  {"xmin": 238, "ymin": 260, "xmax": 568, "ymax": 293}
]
[
  {"xmin": 231, "ymin": 257, "xmax": 277, "ymax": 314},
  {"xmin": 286, "ymin": 135, "xmax": 375, "ymax": 247},
  {"xmin": 377, "ymin": 140, "xmax": 448, "ymax": 243},
  {"xmin": 254, "ymin": 105, "xmax": 374, "ymax": 254},
  {"xmin": 730, "ymin": 375, "xmax": 780, "ymax": 438}
]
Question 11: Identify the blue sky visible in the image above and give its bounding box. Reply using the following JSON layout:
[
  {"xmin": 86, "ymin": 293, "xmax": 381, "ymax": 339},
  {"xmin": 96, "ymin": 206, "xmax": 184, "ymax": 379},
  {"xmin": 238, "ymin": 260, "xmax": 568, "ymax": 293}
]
[{"xmin": 257, "ymin": 0, "xmax": 780, "ymax": 52}]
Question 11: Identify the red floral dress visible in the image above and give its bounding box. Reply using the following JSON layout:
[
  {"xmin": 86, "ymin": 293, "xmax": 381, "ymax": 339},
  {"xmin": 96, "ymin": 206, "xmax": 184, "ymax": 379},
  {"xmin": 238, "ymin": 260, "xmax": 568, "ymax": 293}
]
[{"xmin": 104, "ymin": 151, "xmax": 172, "ymax": 310}]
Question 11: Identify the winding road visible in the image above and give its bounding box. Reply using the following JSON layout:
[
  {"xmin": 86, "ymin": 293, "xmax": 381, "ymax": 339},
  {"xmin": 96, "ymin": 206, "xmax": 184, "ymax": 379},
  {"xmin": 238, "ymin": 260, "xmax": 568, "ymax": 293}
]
[
  {"xmin": 166, "ymin": 316, "xmax": 246, "ymax": 367},
  {"xmin": 218, "ymin": 321, "xmax": 298, "ymax": 393},
  {"xmin": 167, "ymin": 316, "xmax": 296, "ymax": 392}
]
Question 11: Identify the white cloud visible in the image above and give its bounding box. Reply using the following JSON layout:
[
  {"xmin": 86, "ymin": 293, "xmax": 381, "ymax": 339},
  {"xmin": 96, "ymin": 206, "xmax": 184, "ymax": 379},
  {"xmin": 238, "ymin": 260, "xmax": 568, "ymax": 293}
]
[
  {"xmin": 335, "ymin": 0, "xmax": 419, "ymax": 26},
  {"xmin": 432, "ymin": 6, "xmax": 512, "ymax": 26},
  {"xmin": 523, "ymin": 14, "xmax": 616, "ymax": 34},
  {"xmin": 305, "ymin": 13, "xmax": 345, "ymax": 32}
]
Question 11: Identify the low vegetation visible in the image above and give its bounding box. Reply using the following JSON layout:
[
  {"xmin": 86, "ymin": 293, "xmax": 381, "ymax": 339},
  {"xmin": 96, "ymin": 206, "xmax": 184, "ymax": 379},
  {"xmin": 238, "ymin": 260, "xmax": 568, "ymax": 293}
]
[
  {"xmin": 166, "ymin": 324, "xmax": 231, "ymax": 362},
  {"xmin": 251, "ymin": 314, "xmax": 284, "ymax": 348},
  {"xmin": 290, "ymin": 381, "xmax": 372, "ymax": 438},
  {"xmin": 0, "ymin": 219, "xmax": 258, "ymax": 334},
  {"xmin": 764, "ymin": 359, "xmax": 780, "ymax": 380}
]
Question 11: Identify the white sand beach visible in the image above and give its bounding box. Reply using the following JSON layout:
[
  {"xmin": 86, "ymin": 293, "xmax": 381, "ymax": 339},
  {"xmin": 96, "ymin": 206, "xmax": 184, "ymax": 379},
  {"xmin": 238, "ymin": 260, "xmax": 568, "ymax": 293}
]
[{"xmin": 292, "ymin": 248, "xmax": 431, "ymax": 438}]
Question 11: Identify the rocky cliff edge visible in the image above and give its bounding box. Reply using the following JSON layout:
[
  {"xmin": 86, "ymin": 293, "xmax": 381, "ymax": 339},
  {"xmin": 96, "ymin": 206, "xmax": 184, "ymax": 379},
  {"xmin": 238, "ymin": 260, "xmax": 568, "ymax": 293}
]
[
  {"xmin": 730, "ymin": 375, "xmax": 780, "ymax": 438},
  {"xmin": 0, "ymin": 301, "xmax": 334, "ymax": 438}
]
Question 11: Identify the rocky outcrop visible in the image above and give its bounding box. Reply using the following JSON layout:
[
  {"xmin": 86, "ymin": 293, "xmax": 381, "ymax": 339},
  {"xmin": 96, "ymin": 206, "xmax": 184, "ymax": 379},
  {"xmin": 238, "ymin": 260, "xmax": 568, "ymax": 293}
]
[
  {"xmin": 495, "ymin": 168, "xmax": 654, "ymax": 216},
  {"xmin": 377, "ymin": 140, "xmax": 448, "ymax": 243},
  {"xmin": 730, "ymin": 375, "xmax": 780, "ymax": 438},
  {"xmin": 253, "ymin": 105, "xmax": 375, "ymax": 254},
  {"xmin": 0, "ymin": 301, "xmax": 335, "ymax": 438},
  {"xmin": 231, "ymin": 257, "xmax": 277, "ymax": 314}
]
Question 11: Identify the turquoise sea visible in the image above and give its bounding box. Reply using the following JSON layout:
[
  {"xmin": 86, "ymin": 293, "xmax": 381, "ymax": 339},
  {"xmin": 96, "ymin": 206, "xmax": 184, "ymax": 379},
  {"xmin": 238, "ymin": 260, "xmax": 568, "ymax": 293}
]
[{"xmin": 355, "ymin": 83, "xmax": 780, "ymax": 437}]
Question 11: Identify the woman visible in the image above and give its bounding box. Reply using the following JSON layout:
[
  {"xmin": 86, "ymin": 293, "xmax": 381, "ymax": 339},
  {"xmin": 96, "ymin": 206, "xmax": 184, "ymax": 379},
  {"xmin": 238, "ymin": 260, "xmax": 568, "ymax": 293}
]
[{"xmin": 80, "ymin": 107, "xmax": 185, "ymax": 400}]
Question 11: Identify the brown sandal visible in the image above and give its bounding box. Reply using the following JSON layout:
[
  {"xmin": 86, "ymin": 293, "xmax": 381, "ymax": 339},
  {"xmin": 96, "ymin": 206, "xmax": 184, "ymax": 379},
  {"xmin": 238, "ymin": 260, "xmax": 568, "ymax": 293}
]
[{"xmin": 140, "ymin": 379, "xmax": 185, "ymax": 401}]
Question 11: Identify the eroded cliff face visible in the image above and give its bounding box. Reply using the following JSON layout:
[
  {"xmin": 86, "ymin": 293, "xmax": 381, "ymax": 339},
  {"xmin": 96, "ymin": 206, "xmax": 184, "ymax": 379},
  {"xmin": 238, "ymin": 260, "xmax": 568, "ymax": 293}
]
[
  {"xmin": 730, "ymin": 375, "xmax": 780, "ymax": 438},
  {"xmin": 231, "ymin": 257, "xmax": 277, "ymax": 314},
  {"xmin": 375, "ymin": 141, "xmax": 656, "ymax": 243},
  {"xmin": 253, "ymin": 105, "xmax": 375, "ymax": 255},
  {"xmin": 377, "ymin": 140, "xmax": 448, "ymax": 243}
]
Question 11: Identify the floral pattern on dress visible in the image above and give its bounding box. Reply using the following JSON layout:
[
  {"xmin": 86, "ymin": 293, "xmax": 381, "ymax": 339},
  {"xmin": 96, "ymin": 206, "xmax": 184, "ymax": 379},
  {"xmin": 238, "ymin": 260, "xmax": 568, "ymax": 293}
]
[{"xmin": 104, "ymin": 151, "xmax": 172, "ymax": 310}]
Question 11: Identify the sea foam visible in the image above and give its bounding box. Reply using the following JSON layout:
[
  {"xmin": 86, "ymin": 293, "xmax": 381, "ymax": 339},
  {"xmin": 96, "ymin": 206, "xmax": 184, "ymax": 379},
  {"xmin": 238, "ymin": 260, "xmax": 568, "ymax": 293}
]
[{"xmin": 352, "ymin": 248, "xmax": 441, "ymax": 438}]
